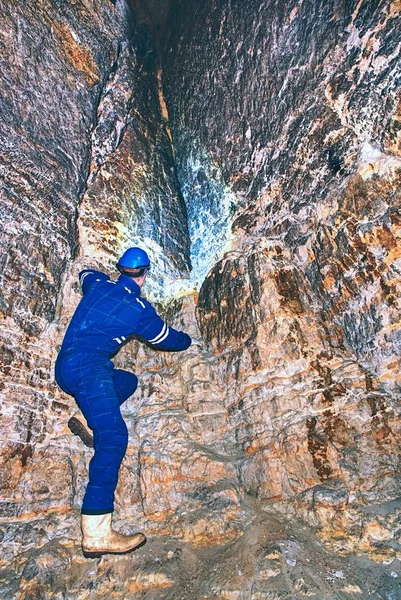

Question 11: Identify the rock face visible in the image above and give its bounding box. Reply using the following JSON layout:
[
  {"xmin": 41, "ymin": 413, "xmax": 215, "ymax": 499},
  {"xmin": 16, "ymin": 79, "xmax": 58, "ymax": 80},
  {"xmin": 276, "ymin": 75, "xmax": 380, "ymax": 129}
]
[
  {"xmin": 1, "ymin": 0, "xmax": 401, "ymax": 598},
  {"xmin": 164, "ymin": 0, "xmax": 401, "ymax": 553},
  {"xmin": 0, "ymin": 0, "xmax": 132, "ymax": 523}
]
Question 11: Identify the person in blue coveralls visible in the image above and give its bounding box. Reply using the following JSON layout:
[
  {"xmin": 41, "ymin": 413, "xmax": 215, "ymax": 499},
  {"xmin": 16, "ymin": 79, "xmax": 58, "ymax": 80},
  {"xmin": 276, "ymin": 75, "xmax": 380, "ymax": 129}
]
[{"xmin": 55, "ymin": 247, "xmax": 192, "ymax": 558}]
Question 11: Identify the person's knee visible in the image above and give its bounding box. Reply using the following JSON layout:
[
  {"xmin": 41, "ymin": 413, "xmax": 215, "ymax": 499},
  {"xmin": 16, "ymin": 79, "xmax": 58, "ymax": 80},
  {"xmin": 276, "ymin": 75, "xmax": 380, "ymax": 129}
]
[
  {"xmin": 113, "ymin": 417, "xmax": 129, "ymax": 453},
  {"xmin": 113, "ymin": 370, "xmax": 138, "ymax": 404}
]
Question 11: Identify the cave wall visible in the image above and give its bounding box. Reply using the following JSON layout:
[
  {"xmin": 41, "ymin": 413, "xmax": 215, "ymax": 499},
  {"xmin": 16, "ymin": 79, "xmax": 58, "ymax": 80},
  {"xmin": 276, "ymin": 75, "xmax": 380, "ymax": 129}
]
[
  {"xmin": 0, "ymin": 0, "xmax": 190, "ymax": 526},
  {"xmin": 1, "ymin": 0, "xmax": 401, "ymax": 598},
  {"xmin": 0, "ymin": 0, "xmax": 195, "ymax": 591},
  {"xmin": 161, "ymin": 0, "xmax": 401, "ymax": 557},
  {"xmin": 0, "ymin": 0, "xmax": 244, "ymax": 596},
  {"xmin": 0, "ymin": 0, "xmax": 135, "ymax": 520}
]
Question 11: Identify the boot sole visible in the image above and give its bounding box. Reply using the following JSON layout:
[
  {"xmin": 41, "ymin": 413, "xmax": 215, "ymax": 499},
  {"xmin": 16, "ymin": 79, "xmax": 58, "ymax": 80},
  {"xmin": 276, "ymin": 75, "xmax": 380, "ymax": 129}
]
[
  {"xmin": 68, "ymin": 417, "xmax": 94, "ymax": 448},
  {"xmin": 82, "ymin": 536, "xmax": 146, "ymax": 558}
]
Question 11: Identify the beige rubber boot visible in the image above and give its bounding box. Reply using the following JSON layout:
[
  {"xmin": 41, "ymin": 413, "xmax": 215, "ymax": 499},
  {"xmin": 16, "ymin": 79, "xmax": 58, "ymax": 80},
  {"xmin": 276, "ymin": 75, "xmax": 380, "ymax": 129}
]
[
  {"xmin": 81, "ymin": 513, "xmax": 146, "ymax": 558},
  {"xmin": 68, "ymin": 410, "xmax": 93, "ymax": 448}
]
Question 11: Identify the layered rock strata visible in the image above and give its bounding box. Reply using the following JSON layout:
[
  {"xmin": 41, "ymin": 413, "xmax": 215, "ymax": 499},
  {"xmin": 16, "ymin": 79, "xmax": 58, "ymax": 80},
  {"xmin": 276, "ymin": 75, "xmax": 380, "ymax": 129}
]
[
  {"xmin": 0, "ymin": 0, "xmax": 134, "ymax": 520},
  {"xmin": 163, "ymin": 0, "xmax": 401, "ymax": 563},
  {"xmin": 0, "ymin": 0, "xmax": 401, "ymax": 598}
]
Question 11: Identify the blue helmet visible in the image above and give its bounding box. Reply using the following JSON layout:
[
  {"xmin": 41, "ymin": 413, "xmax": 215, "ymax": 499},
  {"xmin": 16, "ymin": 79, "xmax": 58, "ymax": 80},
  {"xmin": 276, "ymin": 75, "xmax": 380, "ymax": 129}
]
[{"xmin": 117, "ymin": 247, "xmax": 151, "ymax": 270}]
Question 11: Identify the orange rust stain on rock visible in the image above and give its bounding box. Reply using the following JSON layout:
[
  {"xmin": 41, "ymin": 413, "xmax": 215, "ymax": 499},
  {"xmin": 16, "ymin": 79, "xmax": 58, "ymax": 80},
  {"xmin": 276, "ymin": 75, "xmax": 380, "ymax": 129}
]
[
  {"xmin": 52, "ymin": 22, "xmax": 99, "ymax": 86},
  {"xmin": 383, "ymin": 239, "xmax": 401, "ymax": 265},
  {"xmin": 244, "ymin": 440, "xmax": 264, "ymax": 457},
  {"xmin": 128, "ymin": 575, "xmax": 173, "ymax": 593},
  {"xmin": 323, "ymin": 273, "xmax": 336, "ymax": 291},
  {"xmin": 389, "ymin": 1, "xmax": 401, "ymax": 17},
  {"xmin": 145, "ymin": 509, "xmax": 176, "ymax": 523},
  {"xmin": 368, "ymin": 226, "xmax": 398, "ymax": 251}
]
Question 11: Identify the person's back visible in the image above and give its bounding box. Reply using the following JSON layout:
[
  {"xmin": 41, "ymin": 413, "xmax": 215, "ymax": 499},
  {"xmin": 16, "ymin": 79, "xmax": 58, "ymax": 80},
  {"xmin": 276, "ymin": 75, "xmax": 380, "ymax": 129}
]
[{"xmin": 59, "ymin": 268, "xmax": 191, "ymax": 360}]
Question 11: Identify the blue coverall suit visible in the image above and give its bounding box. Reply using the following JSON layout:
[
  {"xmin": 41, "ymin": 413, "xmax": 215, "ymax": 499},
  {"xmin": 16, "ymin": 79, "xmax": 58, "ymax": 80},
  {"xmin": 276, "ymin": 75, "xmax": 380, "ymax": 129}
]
[{"xmin": 55, "ymin": 269, "xmax": 191, "ymax": 515}]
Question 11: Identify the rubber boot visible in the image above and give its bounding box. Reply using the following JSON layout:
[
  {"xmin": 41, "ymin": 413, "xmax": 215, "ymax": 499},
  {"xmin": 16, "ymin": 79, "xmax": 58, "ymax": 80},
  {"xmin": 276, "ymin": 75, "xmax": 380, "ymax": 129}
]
[
  {"xmin": 81, "ymin": 513, "xmax": 146, "ymax": 558},
  {"xmin": 68, "ymin": 410, "xmax": 93, "ymax": 448}
]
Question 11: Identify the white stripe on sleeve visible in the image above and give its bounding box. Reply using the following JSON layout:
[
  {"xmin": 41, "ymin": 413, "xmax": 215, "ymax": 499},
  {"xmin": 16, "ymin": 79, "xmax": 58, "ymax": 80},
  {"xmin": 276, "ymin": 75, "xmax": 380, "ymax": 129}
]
[
  {"xmin": 148, "ymin": 323, "xmax": 167, "ymax": 344},
  {"xmin": 152, "ymin": 327, "xmax": 170, "ymax": 345},
  {"xmin": 79, "ymin": 271, "xmax": 92, "ymax": 286}
]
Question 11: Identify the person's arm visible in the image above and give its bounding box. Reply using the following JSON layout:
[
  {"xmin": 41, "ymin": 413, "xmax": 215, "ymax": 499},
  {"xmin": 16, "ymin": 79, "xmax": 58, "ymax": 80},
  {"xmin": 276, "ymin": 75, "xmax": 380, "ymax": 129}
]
[
  {"xmin": 135, "ymin": 298, "xmax": 192, "ymax": 351},
  {"xmin": 78, "ymin": 269, "xmax": 109, "ymax": 295}
]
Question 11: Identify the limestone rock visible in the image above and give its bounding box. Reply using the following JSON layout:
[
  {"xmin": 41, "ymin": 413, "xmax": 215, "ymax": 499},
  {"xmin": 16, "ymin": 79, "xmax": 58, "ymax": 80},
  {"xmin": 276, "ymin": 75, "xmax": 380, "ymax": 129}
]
[
  {"xmin": 165, "ymin": 0, "xmax": 401, "ymax": 565},
  {"xmin": 1, "ymin": 0, "xmax": 401, "ymax": 598}
]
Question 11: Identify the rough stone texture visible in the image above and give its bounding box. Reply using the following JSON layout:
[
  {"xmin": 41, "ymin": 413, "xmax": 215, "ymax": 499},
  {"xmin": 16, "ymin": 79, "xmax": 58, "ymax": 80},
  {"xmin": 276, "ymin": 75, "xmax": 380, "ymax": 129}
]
[
  {"xmin": 1, "ymin": 0, "xmax": 401, "ymax": 598},
  {"xmin": 164, "ymin": 0, "xmax": 401, "ymax": 564},
  {"xmin": 77, "ymin": 24, "xmax": 192, "ymax": 291},
  {"xmin": 0, "ymin": 0, "xmax": 135, "ymax": 526}
]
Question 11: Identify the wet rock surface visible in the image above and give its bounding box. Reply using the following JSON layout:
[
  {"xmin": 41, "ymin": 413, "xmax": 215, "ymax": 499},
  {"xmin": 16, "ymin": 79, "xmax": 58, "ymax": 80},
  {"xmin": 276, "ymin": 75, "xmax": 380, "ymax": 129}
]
[{"xmin": 1, "ymin": 0, "xmax": 401, "ymax": 598}]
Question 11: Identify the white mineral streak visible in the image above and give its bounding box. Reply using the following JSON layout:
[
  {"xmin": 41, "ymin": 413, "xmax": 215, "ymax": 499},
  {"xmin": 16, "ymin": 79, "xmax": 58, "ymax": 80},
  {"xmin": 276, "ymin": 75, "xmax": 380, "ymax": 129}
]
[
  {"xmin": 164, "ymin": 151, "xmax": 235, "ymax": 300},
  {"xmin": 358, "ymin": 141, "xmax": 401, "ymax": 180}
]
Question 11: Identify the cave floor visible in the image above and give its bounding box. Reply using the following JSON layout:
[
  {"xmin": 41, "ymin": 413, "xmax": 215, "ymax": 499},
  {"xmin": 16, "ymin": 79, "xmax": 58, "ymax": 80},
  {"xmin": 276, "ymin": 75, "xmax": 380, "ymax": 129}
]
[{"xmin": 2, "ymin": 500, "xmax": 400, "ymax": 600}]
